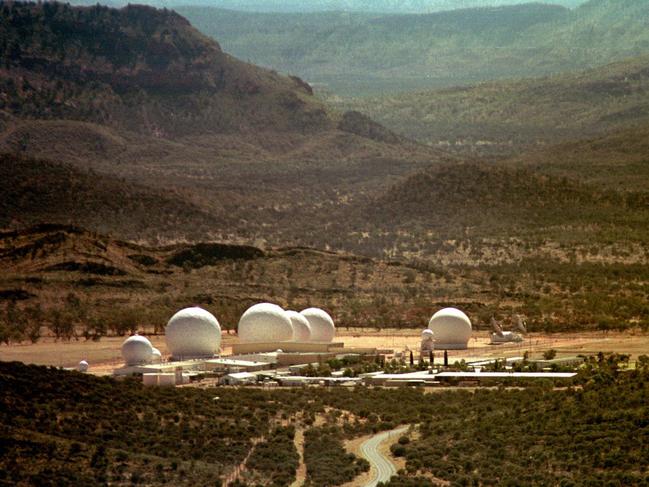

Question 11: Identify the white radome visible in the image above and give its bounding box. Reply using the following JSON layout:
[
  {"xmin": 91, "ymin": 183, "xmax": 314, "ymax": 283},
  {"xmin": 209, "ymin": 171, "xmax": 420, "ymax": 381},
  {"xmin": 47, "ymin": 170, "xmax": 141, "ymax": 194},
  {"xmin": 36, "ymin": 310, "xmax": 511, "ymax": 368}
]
[
  {"xmin": 165, "ymin": 307, "xmax": 221, "ymax": 359},
  {"xmin": 286, "ymin": 310, "xmax": 311, "ymax": 342},
  {"xmin": 151, "ymin": 347, "xmax": 162, "ymax": 362},
  {"xmin": 300, "ymin": 307, "xmax": 335, "ymax": 342},
  {"xmin": 428, "ymin": 307, "xmax": 472, "ymax": 349},
  {"xmin": 77, "ymin": 360, "xmax": 89, "ymax": 372},
  {"xmin": 238, "ymin": 303, "xmax": 293, "ymax": 342},
  {"xmin": 421, "ymin": 328, "xmax": 434, "ymax": 339},
  {"xmin": 121, "ymin": 334, "xmax": 154, "ymax": 365}
]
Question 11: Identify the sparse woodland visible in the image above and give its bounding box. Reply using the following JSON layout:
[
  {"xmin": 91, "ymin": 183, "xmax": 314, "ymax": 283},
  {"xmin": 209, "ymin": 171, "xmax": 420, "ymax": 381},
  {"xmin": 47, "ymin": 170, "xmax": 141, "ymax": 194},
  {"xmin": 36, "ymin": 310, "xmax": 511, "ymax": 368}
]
[
  {"xmin": 1, "ymin": 222, "xmax": 649, "ymax": 345},
  {"xmin": 1, "ymin": 356, "xmax": 647, "ymax": 485}
]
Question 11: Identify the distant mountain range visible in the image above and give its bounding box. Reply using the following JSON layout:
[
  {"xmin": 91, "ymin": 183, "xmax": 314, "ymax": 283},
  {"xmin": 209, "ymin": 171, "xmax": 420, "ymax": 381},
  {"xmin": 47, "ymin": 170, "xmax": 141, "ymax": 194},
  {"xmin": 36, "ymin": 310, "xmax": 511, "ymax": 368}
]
[
  {"xmin": 68, "ymin": 0, "xmax": 587, "ymax": 13},
  {"xmin": 343, "ymin": 54, "xmax": 649, "ymax": 153},
  {"xmin": 173, "ymin": 0, "xmax": 649, "ymax": 95}
]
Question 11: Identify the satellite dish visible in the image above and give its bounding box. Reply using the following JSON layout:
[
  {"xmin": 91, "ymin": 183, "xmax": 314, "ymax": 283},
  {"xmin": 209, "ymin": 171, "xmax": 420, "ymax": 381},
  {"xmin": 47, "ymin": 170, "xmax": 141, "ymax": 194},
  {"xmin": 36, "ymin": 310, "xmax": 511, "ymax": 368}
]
[
  {"xmin": 514, "ymin": 314, "xmax": 527, "ymax": 334},
  {"xmin": 490, "ymin": 316, "xmax": 503, "ymax": 336}
]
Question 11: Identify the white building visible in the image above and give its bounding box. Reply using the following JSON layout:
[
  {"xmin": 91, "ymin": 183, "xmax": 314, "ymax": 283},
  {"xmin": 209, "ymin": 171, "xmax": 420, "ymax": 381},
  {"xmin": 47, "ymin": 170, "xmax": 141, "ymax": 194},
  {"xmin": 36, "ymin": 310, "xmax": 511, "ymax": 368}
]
[
  {"xmin": 238, "ymin": 303, "xmax": 294, "ymax": 342},
  {"xmin": 165, "ymin": 307, "xmax": 221, "ymax": 360},
  {"xmin": 428, "ymin": 307, "xmax": 472, "ymax": 350},
  {"xmin": 300, "ymin": 307, "xmax": 335, "ymax": 342}
]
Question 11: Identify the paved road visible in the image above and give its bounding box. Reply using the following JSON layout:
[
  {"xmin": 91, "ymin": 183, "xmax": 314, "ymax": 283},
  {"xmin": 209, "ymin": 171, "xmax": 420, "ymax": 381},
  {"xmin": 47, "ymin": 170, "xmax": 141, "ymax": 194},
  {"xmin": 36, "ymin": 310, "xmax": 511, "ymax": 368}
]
[{"xmin": 360, "ymin": 426, "xmax": 409, "ymax": 487}]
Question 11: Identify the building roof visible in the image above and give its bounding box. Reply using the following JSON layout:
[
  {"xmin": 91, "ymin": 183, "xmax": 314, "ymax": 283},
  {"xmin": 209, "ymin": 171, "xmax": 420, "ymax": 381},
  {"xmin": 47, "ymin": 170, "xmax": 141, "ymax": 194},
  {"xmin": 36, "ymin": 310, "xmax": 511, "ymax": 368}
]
[{"xmin": 436, "ymin": 371, "xmax": 577, "ymax": 378}]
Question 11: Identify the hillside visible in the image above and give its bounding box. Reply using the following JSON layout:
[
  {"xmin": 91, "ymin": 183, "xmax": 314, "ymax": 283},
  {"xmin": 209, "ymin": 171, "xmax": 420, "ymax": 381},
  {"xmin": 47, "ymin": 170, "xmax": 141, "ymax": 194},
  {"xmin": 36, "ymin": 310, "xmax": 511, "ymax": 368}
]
[
  {"xmin": 177, "ymin": 0, "xmax": 649, "ymax": 95},
  {"xmin": 0, "ymin": 153, "xmax": 234, "ymax": 242},
  {"xmin": 2, "ymin": 214, "xmax": 649, "ymax": 338},
  {"xmin": 345, "ymin": 55, "xmax": 649, "ymax": 154},
  {"xmin": 0, "ymin": 2, "xmax": 333, "ymax": 137},
  {"xmin": 0, "ymin": 2, "xmax": 443, "ymax": 248},
  {"xmin": 506, "ymin": 124, "xmax": 649, "ymax": 192},
  {"xmin": 347, "ymin": 162, "xmax": 649, "ymax": 247}
]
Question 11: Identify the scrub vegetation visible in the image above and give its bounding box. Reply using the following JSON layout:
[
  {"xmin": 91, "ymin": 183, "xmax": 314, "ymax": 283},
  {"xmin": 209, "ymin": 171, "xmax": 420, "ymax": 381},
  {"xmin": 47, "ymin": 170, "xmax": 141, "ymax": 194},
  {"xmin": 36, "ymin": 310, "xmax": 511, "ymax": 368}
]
[
  {"xmin": 1, "ymin": 355, "xmax": 647, "ymax": 485},
  {"xmin": 2, "ymin": 224, "xmax": 649, "ymax": 343}
]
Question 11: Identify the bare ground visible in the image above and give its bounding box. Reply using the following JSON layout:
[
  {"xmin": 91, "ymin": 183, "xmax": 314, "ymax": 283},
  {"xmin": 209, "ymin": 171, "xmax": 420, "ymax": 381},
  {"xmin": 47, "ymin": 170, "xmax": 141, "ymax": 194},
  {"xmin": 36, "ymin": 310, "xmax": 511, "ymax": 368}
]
[{"xmin": 1, "ymin": 329, "xmax": 647, "ymax": 373}]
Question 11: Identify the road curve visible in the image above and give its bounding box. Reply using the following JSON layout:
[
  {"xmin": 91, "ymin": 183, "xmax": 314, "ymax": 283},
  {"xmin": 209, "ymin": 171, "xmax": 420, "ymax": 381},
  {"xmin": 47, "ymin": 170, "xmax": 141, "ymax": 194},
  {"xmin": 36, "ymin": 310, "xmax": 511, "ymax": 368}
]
[{"xmin": 360, "ymin": 426, "xmax": 409, "ymax": 487}]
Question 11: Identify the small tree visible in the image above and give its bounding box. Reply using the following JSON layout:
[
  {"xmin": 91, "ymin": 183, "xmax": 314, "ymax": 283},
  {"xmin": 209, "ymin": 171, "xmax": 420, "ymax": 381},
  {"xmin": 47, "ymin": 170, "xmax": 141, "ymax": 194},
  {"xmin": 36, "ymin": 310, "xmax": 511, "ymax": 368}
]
[{"xmin": 543, "ymin": 349, "xmax": 557, "ymax": 360}]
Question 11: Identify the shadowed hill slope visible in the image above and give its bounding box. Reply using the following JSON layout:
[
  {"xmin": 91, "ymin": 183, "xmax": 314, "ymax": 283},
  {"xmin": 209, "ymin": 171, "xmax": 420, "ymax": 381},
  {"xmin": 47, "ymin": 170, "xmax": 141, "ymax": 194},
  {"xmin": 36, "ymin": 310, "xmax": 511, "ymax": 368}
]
[
  {"xmin": 0, "ymin": 153, "xmax": 233, "ymax": 242},
  {"xmin": 506, "ymin": 124, "xmax": 649, "ymax": 192},
  {"xmin": 331, "ymin": 162, "xmax": 649, "ymax": 258}
]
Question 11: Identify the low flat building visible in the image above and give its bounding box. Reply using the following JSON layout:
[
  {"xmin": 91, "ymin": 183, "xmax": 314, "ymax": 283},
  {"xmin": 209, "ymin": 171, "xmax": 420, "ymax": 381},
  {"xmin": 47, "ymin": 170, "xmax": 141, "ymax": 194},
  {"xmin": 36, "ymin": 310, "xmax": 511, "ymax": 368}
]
[
  {"xmin": 232, "ymin": 341, "xmax": 345, "ymax": 354},
  {"xmin": 204, "ymin": 358, "xmax": 269, "ymax": 372},
  {"xmin": 220, "ymin": 372, "xmax": 258, "ymax": 385}
]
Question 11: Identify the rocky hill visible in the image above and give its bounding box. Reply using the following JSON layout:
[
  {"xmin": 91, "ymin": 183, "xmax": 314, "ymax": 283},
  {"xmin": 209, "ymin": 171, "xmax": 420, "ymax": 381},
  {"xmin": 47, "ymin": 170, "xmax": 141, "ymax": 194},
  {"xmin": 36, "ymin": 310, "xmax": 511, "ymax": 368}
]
[{"xmin": 0, "ymin": 2, "xmax": 335, "ymax": 137}]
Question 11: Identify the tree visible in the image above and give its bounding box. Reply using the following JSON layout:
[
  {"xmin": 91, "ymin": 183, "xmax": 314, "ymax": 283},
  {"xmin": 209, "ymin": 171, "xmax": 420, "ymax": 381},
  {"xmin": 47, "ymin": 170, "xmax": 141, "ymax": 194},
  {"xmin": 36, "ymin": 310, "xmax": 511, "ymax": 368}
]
[{"xmin": 543, "ymin": 349, "xmax": 557, "ymax": 360}]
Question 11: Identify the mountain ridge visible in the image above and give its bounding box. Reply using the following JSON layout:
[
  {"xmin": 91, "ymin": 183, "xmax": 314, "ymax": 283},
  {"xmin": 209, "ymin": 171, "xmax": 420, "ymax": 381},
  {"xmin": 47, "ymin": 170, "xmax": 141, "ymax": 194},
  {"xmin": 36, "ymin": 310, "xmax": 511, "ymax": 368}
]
[{"xmin": 175, "ymin": 0, "xmax": 649, "ymax": 95}]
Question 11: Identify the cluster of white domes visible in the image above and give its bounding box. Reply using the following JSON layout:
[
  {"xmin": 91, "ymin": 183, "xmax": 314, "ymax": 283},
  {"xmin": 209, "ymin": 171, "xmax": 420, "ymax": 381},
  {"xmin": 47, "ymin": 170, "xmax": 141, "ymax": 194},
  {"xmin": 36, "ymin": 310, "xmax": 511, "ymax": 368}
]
[
  {"xmin": 237, "ymin": 303, "xmax": 335, "ymax": 343},
  {"xmin": 120, "ymin": 306, "xmax": 222, "ymax": 365},
  {"xmin": 428, "ymin": 307, "xmax": 472, "ymax": 350},
  {"xmin": 165, "ymin": 307, "xmax": 221, "ymax": 359}
]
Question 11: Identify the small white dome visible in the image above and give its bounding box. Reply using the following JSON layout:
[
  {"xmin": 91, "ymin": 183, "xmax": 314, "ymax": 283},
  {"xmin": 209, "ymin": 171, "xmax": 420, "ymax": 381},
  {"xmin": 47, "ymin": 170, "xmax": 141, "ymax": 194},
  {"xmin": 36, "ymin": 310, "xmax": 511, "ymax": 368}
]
[
  {"xmin": 421, "ymin": 328, "xmax": 434, "ymax": 338},
  {"xmin": 166, "ymin": 307, "xmax": 221, "ymax": 360},
  {"xmin": 428, "ymin": 308, "xmax": 472, "ymax": 349},
  {"xmin": 151, "ymin": 347, "xmax": 162, "ymax": 362},
  {"xmin": 238, "ymin": 303, "xmax": 293, "ymax": 342},
  {"xmin": 300, "ymin": 307, "xmax": 335, "ymax": 342},
  {"xmin": 122, "ymin": 334, "xmax": 153, "ymax": 366},
  {"xmin": 78, "ymin": 360, "xmax": 89, "ymax": 372},
  {"xmin": 286, "ymin": 310, "xmax": 311, "ymax": 342}
]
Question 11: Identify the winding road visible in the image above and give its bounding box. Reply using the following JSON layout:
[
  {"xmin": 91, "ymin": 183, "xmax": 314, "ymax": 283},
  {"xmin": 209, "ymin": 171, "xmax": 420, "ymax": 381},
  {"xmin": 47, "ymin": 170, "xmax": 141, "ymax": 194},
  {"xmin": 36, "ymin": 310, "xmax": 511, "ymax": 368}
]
[{"xmin": 360, "ymin": 426, "xmax": 409, "ymax": 487}]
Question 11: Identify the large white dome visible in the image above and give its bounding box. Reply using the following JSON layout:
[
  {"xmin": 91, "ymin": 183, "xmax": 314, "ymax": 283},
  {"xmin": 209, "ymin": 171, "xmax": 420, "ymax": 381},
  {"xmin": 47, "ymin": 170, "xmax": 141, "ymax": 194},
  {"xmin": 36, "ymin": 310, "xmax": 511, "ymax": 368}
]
[
  {"xmin": 300, "ymin": 308, "xmax": 335, "ymax": 342},
  {"xmin": 122, "ymin": 334, "xmax": 153, "ymax": 365},
  {"xmin": 238, "ymin": 303, "xmax": 293, "ymax": 342},
  {"xmin": 428, "ymin": 307, "xmax": 472, "ymax": 349},
  {"xmin": 286, "ymin": 310, "xmax": 311, "ymax": 342},
  {"xmin": 165, "ymin": 307, "xmax": 221, "ymax": 359}
]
